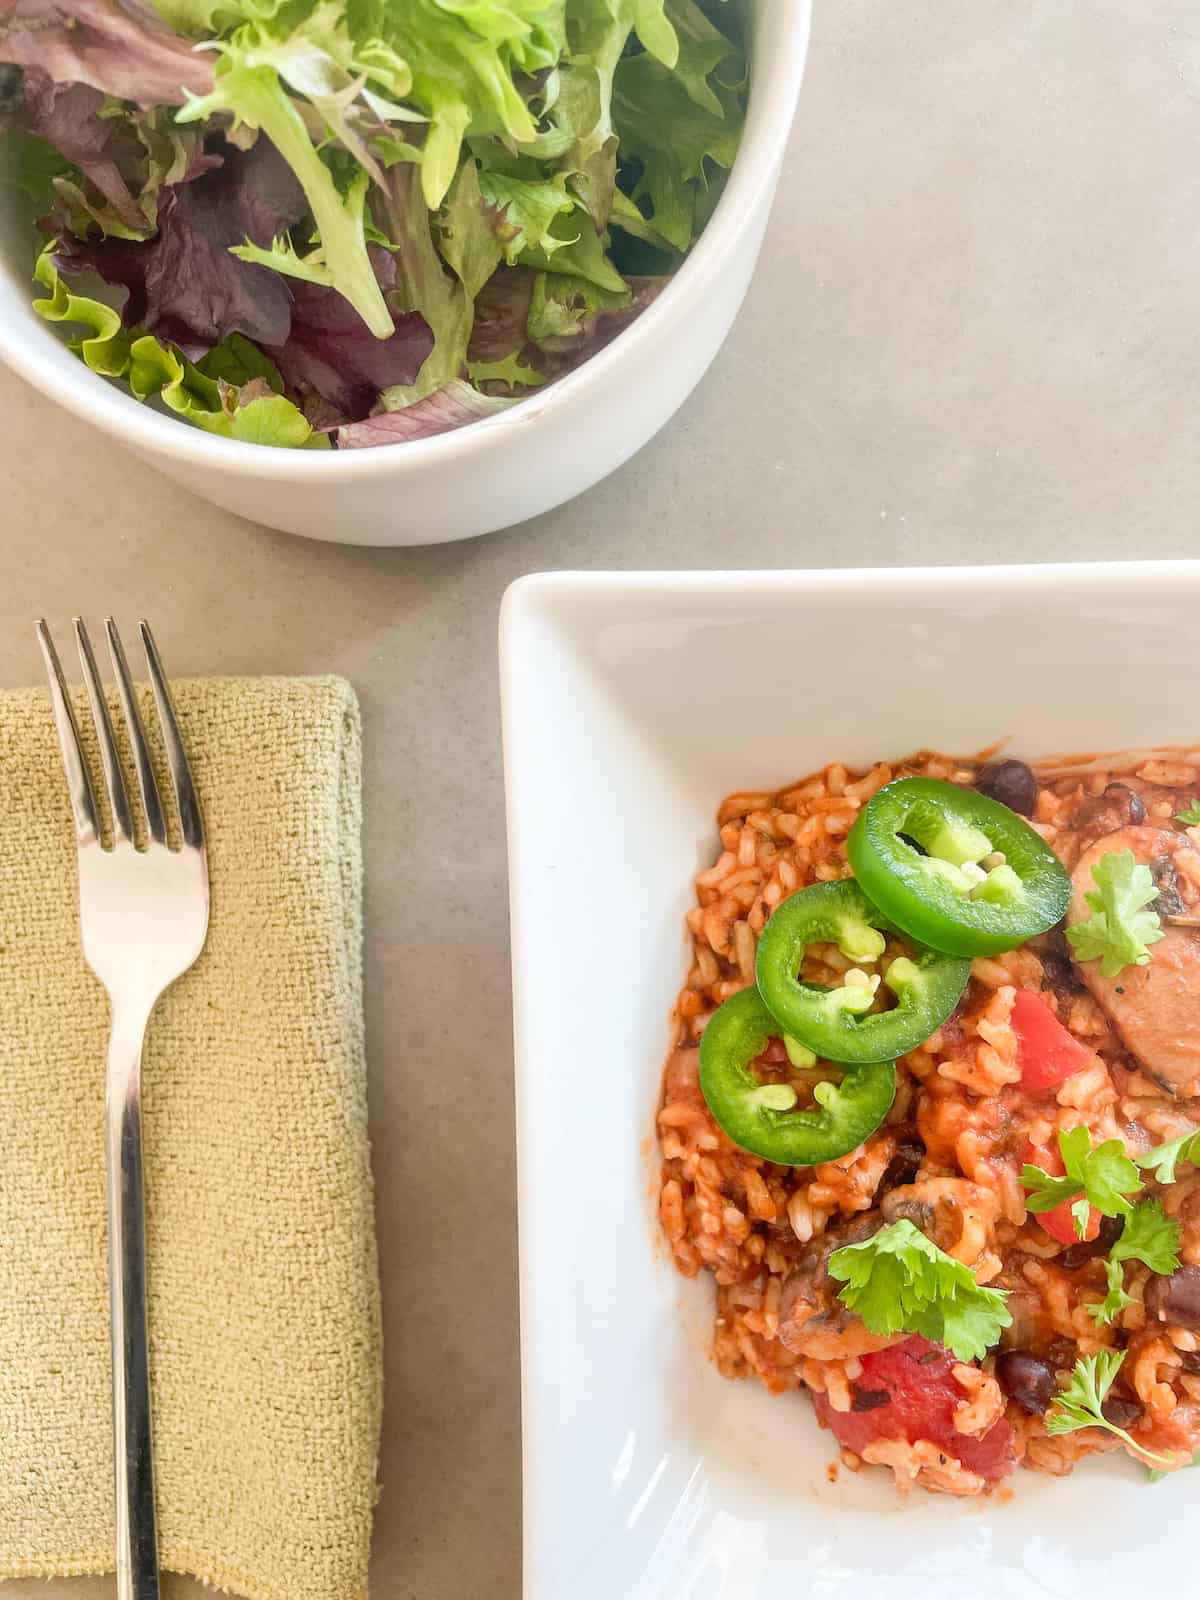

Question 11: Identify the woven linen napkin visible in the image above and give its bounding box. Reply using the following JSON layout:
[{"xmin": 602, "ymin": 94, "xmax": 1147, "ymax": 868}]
[{"xmin": 0, "ymin": 675, "xmax": 381, "ymax": 1600}]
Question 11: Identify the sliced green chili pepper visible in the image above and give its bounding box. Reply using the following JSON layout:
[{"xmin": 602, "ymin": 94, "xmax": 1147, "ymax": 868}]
[
  {"xmin": 847, "ymin": 776, "xmax": 1071, "ymax": 957},
  {"xmin": 754, "ymin": 879, "xmax": 971, "ymax": 1064},
  {"xmin": 698, "ymin": 986, "xmax": 896, "ymax": 1166}
]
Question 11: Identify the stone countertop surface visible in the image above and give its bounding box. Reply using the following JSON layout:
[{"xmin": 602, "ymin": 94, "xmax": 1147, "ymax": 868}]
[{"xmin": 2, "ymin": 2, "xmax": 1199, "ymax": 1596}]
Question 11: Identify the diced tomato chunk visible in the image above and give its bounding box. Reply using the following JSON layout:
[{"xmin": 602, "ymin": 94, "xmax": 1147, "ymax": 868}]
[
  {"xmin": 810, "ymin": 1335, "xmax": 1014, "ymax": 1482},
  {"xmin": 1022, "ymin": 1138, "xmax": 1100, "ymax": 1244},
  {"xmin": 1011, "ymin": 988, "xmax": 1094, "ymax": 1094},
  {"xmin": 1035, "ymin": 1199, "xmax": 1100, "ymax": 1245}
]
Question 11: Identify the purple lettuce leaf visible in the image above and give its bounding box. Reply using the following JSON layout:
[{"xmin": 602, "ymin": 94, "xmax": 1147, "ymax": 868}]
[
  {"xmin": 334, "ymin": 381, "xmax": 516, "ymax": 449},
  {"xmin": 265, "ymin": 247, "xmax": 434, "ymax": 424},
  {"xmin": 18, "ymin": 73, "xmax": 147, "ymax": 233},
  {"xmin": 0, "ymin": 0, "xmax": 213, "ymax": 104},
  {"xmin": 55, "ymin": 138, "xmax": 307, "ymax": 355},
  {"xmin": 465, "ymin": 266, "xmax": 668, "ymax": 385},
  {"xmin": 467, "ymin": 266, "xmax": 536, "ymax": 363}
]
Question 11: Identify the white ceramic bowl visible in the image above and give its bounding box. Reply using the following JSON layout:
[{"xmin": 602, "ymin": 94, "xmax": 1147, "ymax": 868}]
[
  {"xmin": 501, "ymin": 562, "xmax": 1200, "ymax": 1600},
  {"xmin": 0, "ymin": 3, "xmax": 810, "ymax": 546}
]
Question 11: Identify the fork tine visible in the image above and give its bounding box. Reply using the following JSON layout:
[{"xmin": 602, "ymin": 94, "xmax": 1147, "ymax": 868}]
[
  {"xmin": 105, "ymin": 618, "xmax": 167, "ymax": 848},
  {"xmin": 36, "ymin": 620, "xmax": 101, "ymax": 846},
  {"xmin": 74, "ymin": 620, "xmax": 135, "ymax": 847},
  {"xmin": 140, "ymin": 621, "xmax": 203, "ymax": 851}
]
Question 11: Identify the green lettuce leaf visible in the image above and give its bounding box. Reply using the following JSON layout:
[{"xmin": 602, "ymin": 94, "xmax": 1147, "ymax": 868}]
[
  {"xmin": 3, "ymin": 132, "xmax": 74, "ymax": 212},
  {"xmin": 477, "ymin": 169, "xmax": 577, "ymax": 262},
  {"xmin": 518, "ymin": 200, "xmax": 627, "ymax": 290},
  {"xmin": 373, "ymin": 158, "xmax": 494, "ymax": 396},
  {"xmin": 360, "ymin": 0, "xmax": 568, "ymax": 207},
  {"xmin": 467, "ymin": 351, "xmax": 546, "ymax": 388},
  {"xmin": 32, "ymin": 250, "xmax": 320, "ymax": 448},
  {"xmin": 178, "ymin": 47, "xmax": 395, "ymax": 335},
  {"xmin": 527, "ymin": 268, "xmax": 629, "ymax": 348},
  {"xmin": 612, "ymin": 36, "xmax": 741, "ymax": 251}
]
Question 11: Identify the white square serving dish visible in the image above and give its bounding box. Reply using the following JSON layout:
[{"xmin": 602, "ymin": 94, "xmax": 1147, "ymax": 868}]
[{"xmin": 500, "ymin": 564, "xmax": 1200, "ymax": 1600}]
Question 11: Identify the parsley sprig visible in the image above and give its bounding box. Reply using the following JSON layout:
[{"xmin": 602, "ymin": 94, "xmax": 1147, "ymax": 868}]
[
  {"xmin": 1047, "ymin": 1350, "xmax": 1173, "ymax": 1466},
  {"xmin": 1066, "ymin": 850, "xmax": 1164, "ymax": 979},
  {"xmin": 827, "ymin": 1218, "xmax": 1011, "ymax": 1362},
  {"xmin": 1021, "ymin": 1125, "xmax": 1143, "ymax": 1240},
  {"xmin": 1136, "ymin": 1128, "xmax": 1200, "ymax": 1185},
  {"xmin": 1088, "ymin": 1200, "xmax": 1182, "ymax": 1326}
]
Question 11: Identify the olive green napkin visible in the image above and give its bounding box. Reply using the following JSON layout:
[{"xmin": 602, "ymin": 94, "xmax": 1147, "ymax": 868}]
[{"xmin": 0, "ymin": 675, "xmax": 381, "ymax": 1600}]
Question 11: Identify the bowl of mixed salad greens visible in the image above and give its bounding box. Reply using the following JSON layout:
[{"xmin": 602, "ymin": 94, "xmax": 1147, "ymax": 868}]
[{"xmin": 0, "ymin": 0, "xmax": 809, "ymax": 544}]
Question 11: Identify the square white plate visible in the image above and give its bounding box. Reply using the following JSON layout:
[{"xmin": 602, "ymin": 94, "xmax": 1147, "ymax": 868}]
[{"xmin": 500, "ymin": 564, "xmax": 1200, "ymax": 1600}]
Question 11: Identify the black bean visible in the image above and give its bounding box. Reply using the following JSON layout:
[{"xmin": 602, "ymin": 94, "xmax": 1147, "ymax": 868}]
[
  {"xmin": 1057, "ymin": 1213, "xmax": 1124, "ymax": 1272},
  {"xmin": 1145, "ymin": 1265, "xmax": 1200, "ymax": 1329},
  {"xmin": 1046, "ymin": 1335, "xmax": 1079, "ymax": 1371},
  {"xmin": 975, "ymin": 760, "xmax": 1038, "ymax": 817},
  {"xmin": 1101, "ymin": 1394, "xmax": 1143, "ymax": 1430},
  {"xmin": 850, "ymin": 1385, "xmax": 890, "ymax": 1412},
  {"xmin": 995, "ymin": 1349, "xmax": 1056, "ymax": 1415},
  {"xmin": 878, "ymin": 1133, "xmax": 924, "ymax": 1195},
  {"xmin": 0, "ymin": 64, "xmax": 23, "ymax": 114},
  {"xmin": 1074, "ymin": 783, "xmax": 1146, "ymax": 837},
  {"xmin": 1150, "ymin": 855, "xmax": 1187, "ymax": 918}
]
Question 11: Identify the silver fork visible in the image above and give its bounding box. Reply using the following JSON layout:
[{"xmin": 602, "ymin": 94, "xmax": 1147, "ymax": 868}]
[{"xmin": 36, "ymin": 619, "xmax": 210, "ymax": 1600}]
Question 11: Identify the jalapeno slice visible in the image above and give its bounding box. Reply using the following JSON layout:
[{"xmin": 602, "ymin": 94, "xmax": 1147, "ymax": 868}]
[
  {"xmin": 754, "ymin": 879, "xmax": 971, "ymax": 1064},
  {"xmin": 698, "ymin": 986, "xmax": 897, "ymax": 1166},
  {"xmin": 847, "ymin": 776, "xmax": 1071, "ymax": 957}
]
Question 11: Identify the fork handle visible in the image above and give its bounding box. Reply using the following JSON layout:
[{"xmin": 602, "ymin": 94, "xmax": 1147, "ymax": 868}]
[{"xmin": 107, "ymin": 1011, "xmax": 160, "ymax": 1600}]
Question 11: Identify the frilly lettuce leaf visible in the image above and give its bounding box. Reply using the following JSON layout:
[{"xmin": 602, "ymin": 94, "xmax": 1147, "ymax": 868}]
[
  {"xmin": 2, "ymin": 131, "xmax": 73, "ymax": 212},
  {"xmin": 52, "ymin": 139, "xmax": 305, "ymax": 354},
  {"xmin": 32, "ymin": 250, "xmax": 321, "ymax": 447},
  {"xmin": 663, "ymin": 0, "xmax": 742, "ymax": 116},
  {"xmin": 335, "ymin": 378, "xmax": 518, "ymax": 447},
  {"xmin": 18, "ymin": 0, "xmax": 746, "ymax": 446},
  {"xmin": 612, "ymin": 21, "xmax": 742, "ymax": 252},
  {"xmin": 528, "ymin": 213, "xmax": 625, "ymax": 292},
  {"xmin": 527, "ymin": 268, "xmax": 629, "ymax": 347},
  {"xmin": 0, "ymin": 0, "xmax": 215, "ymax": 104},
  {"xmin": 467, "ymin": 351, "xmax": 546, "ymax": 389},
  {"xmin": 477, "ymin": 169, "xmax": 577, "ymax": 263},
  {"xmin": 376, "ymin": 0, "xmax": 568, "ymax": 207},
  {"xmin": 372, "ymin": 159, "xmax": 489, "ymax": 395},
  {"xmin": 179, "ymin": 44, "xmax": 395, "ymax": 335}
]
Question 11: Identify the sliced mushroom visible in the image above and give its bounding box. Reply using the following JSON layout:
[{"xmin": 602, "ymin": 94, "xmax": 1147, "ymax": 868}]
[{"xmin": 1067, "ymin": 826, "xmax": 1200, "ymax": 1096}]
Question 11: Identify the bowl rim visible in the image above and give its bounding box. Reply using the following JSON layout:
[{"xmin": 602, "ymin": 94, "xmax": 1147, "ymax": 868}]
[{"xmin": 0, "ymin": 2, "xmax": 812, "ymax": 481}]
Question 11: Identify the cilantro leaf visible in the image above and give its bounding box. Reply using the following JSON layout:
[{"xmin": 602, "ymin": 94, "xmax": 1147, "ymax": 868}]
[
  {"xmin": 827, "ymin": 1218, "xmax": 1011, "ymax": 1363},
  {"xmin": 1136, "ymin": 1129, "xmax": 1200, "ymax": 1185},
  {"xmin": 1047, "ymin": 1350, "xmax": 1173, "ymax": 1465},
  {"xmin": 1087, "ymin": 1200, "xmax": 1181, "ymax": 1326},
  {"xmin": 1089, "ymin": 1260, "xmax": 1135, "ymax": 1327},
  {"xmin": 1114, "ymin": 1198, "xmax": 1183, "ymax": 1275},
  {"xmin": 1176, "ymin": 801, "xmax": 1200, "ymax": 826},
  {"xmin": 1021, "ymin": 1125, "xmax": 1143, "ymax": 1238},
  {"xmin": 1065, "ymin": 849, "xmax": 1165, "ymax": 979}
]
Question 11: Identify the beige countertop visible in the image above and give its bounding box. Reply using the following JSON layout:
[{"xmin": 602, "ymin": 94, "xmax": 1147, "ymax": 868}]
[{"xmin": 2, "ymin": 2, "xmax": 1199, "ymax": 1596}]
